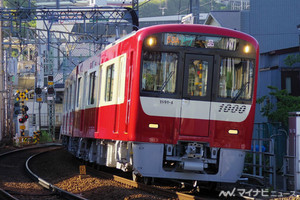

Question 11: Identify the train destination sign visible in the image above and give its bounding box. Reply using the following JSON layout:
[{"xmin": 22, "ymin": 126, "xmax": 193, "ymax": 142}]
[{"xmin": 163, "ymin": 33, "xmax": 238, "ymax": 51}]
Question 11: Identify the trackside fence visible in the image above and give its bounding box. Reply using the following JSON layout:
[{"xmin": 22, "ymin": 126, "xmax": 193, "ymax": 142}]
[
  {"xmin": 28, "ymin": 113, "xmax": 62, "ymax": 127},
  {"xmin": 243, "ymin": 122, "xmax": 288, "ymax": 190}
]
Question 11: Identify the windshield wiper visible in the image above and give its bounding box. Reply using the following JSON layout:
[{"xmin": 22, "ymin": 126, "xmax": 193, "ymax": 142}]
[
  {"xmin": 160, "ymin": 71, "xmax": 175, "ymax": 93},
  {"xmin": 232, "ymin": 82, "xmax": 250, "ymax": 103}
]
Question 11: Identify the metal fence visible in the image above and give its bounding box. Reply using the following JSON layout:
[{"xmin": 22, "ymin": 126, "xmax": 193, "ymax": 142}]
[
  {"xmin": 243, "ymin": 123, "xmax": 289, "ymax": 190},
  {"xmin": 28, "ymin": 113, "xmax": 62, "ymax": 128}
]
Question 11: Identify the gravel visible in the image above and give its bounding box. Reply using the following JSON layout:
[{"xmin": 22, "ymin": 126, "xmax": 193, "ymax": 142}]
[{"xmin": 29, "ymin": 148, "xmax": 167, "ymax": 200}]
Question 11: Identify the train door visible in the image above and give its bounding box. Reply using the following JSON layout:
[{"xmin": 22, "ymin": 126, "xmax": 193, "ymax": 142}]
[
  {"xmin": 67, "ymin": 83, "xmax": 75, "ymax": 136},
  {"xmin": 179, "ymin": 54, "xmax": 213, "ymax": 137}
]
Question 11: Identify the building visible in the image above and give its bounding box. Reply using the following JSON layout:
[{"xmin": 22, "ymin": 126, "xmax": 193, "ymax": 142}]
[
  {"xmin": 204, "ymin": 10, "xmax": 242, "ymax": 30},
  {"xmin": 139, "ymin": 13, "xmax": 208, "ymax": 28}
]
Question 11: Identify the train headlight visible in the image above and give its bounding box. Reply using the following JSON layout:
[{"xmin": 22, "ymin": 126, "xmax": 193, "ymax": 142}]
[
  {"xmin": 149, "ymin": 123, "xmax": 159, "ymax": 129},
  {"xmin": 146, "ymin": 36, "xmax": 157, "ymax": 47},
  {"xmin": 243, "ymin": 45, "xmax": 250, "ymax": 53},
  {"xmin": 228, "ymin": 129, "xmax": 239, "ymax": 135}
]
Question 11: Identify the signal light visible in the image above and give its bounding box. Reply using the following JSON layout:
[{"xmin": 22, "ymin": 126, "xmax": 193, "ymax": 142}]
[
  {"xmin": 23, "ymin": 105, "xmax": 29, "ymax": 111},
  {"xmin": 19, "ymin": 118, "xmax": 25, "ymax": 123},
  {"xmin": 35, "ymin": 87, "xmax": 42, "ymax": 94},
  {"xmin": 48, "ymin": 87, "xmax": 55, "ymax": 95},
  {"xmin": 21, "ymin": 105, "xmax": 29, "ymax": 113},
  {"xmin": 48, "ymin": 75, "xmax": 53, "ymax": 82},
  {"xmin": 19, "ymin": 115, "xmax": 29, "ymax": 123}
]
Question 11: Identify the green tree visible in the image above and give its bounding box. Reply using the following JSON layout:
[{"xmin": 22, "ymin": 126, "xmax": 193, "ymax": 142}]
[
  {"xmin": 284, "ymin": 54, "xmax": 300, "ymax": 67},
  {"xmin": 257, "ymin": 86, "xmax": 300, "ymax": 127},
  {"xmin": 4, "ymin": 0, "xmax": 36, "ymax": 8}
]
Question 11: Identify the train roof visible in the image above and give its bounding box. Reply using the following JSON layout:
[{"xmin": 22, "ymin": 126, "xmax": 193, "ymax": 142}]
[
  {"xmin": 105, "ymin": 24, "xmax": 258, "ymax": 50},
  {"xmin": 65, "ymin": 24, "xmax": 259, "ymax": 87}
]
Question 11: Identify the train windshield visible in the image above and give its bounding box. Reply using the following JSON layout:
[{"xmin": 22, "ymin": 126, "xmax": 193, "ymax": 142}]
[
  {"xmin": 141, "ymin": 34, "xmax": 256, "ymax": 103},
  {"xmin": 218, "ymin": 57, "xmax": 254, "ymax": 102},
  {"xmin": 141, "ymin": 51, "xmax": 178, "ymax": 93}
]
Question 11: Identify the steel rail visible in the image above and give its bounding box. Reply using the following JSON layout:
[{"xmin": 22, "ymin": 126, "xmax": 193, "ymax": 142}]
[
  {"xmin": 0, "ymin": 188, "xmax": 18, "ymax": 200},
  {"xmin": 84, "ymin": 164, "xmax": 204, "ymax": 200},
  {"xmin": 0, "ymin": 143, "xmax": 62, "ymax": 200},
  {"xmin": 25, "ymin": 150, "xmax": 88, "ymax": 200},
  {"xmin": 0, "ymin": 143, "xmax": 61, "ymax": 157}
]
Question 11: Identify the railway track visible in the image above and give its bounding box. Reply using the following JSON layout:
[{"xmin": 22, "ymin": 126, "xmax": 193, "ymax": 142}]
[
  {"xmin": 0, "ymin": 144, "xmax": 246, "ymax": 199},
  {"xmin": 28, "ymin": 148, "xmax": 220, "ymax": 199},
  {"xmin": 83, "ymin": 165, "xmax": 205, "ymax": 200},
  {"xmin": 0, "ymin": 144, "xmax": 87, "ymax": 200}
]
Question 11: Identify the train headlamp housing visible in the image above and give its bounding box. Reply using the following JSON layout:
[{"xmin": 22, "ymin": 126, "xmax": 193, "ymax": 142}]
[
  {"xmin": 228, "ymin": 129, "xmax": 239, "ymax": 135},
  {"xmin": 243, "ymin": 45, "xmax": 251, "ymax": 54},
  {"xmin": 145, "ymin": 36, "xmax": 157, "ymax": 47}
]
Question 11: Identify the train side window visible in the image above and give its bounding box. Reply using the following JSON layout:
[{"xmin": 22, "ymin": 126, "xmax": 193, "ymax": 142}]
[
  {"xmin": 105, "ymin": 64, "xmax": 114, "ymax": 102},
  {"xmin": 69, "ymin": 85, "xmax": 72, "ymax": 110},
  {"xmin": 65, "ymin": 88, "xmax": 69, "ymax": 112},
  {"xmin": 88, "ymin": 71, "xmax": 96, "ymax": 105},
  {"xmin": 117, "ymin": 56, "xmax": 126, "ymax": 103},
  {"xmin": 83, "ymin": 72, "xmax": 87, "ymax": 107},
  {"xmin": 76, "ymin": 77, "xmax": 81, "ymax": 107}
]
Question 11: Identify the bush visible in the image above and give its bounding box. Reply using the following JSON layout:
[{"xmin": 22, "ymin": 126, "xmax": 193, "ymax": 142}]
[
  {"xmin": 39, "ymin": 130, "xmax": 54, "ymax": 143},
  {"xmin": 257, "ymin": 86, "xmax": 300, "ymax": 127}
]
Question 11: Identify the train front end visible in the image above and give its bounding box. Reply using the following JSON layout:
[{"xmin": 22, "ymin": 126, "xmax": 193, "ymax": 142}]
[{"xmin": 132, "ymin": 24, "xmax": 259, "ymax": 183}]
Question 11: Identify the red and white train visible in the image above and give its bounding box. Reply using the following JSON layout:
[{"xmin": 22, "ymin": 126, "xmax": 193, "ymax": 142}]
[{"xmin": 61, "ymin": 24, "xmax": 259, "ymax": 184}]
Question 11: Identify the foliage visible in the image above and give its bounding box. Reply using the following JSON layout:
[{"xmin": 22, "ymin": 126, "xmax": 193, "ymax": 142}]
[
  {"xmin": 284, "ymin": 54, "xmax": 300, "ymax": 67},
  {"xmin": 11, "ymin": 50, "xmax": 18, "ymax": 58},
  {"xmin": 39, "ymin": 130, "xmax": 54, "ymax": 143},
  {"xmin": 257, "ymin": 86, "xmax": 300, "ymax": 127},
  {"xmin": 4, "ymin": 0, "xmax": 36, "ymax": 8}
]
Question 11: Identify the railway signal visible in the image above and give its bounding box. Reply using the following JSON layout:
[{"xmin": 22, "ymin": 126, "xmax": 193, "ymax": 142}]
[
  {"xmin": 47, "ymin": 75, "xmax": 55, "ymax": 95},
  {"xmin": 47, "ymin": 87, "xmax": 55, "ymax": 95},
  {"xmin": 35, "ymin": 87, "xmax": 43, "ymax": 102},
  {"xmin": 19, "ymin": 105, "xmax": 29, "ymax": 123},
  {"xmin": 21, "ymin": 105, "xmax": 29, "ymax": 114},
  {"xmin": 35, "ymin": 87, "xmax": 42, "ymax": 94},
  {"xmin": 14, "ymin": 102, "xmax": 20, "ymax": 115}
]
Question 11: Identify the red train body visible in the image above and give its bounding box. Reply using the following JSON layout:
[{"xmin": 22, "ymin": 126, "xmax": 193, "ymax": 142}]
[{"xmin": 61, "ymin": 24, "xmax": 259, "ymax": 183}]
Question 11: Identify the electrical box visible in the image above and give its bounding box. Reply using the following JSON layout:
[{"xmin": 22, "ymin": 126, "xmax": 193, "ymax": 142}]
[{"xmin": 289, "ymin": 112, "xmax": 300, "ymax": 191}]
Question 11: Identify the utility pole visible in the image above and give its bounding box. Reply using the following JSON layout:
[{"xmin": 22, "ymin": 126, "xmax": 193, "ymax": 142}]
[
  {"xmin": 190, "ymin": 0, "xmax": 200, "ymax": 24},
  {"xmin": 132, "ymin": 0, "xmax": 138, "ymax": 14},
  {"xmin": 159, "ymin": 0, "xmax": 167, "ymax": 16}
]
